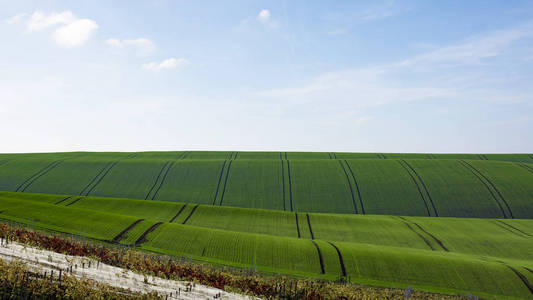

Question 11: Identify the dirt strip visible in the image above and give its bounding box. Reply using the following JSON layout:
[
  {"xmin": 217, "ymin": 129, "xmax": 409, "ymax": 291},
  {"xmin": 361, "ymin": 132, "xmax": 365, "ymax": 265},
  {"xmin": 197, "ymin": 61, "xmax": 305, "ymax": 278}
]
[{"xmin": 0, "ymin": 242, "xmax": 257, "ymax": 300}]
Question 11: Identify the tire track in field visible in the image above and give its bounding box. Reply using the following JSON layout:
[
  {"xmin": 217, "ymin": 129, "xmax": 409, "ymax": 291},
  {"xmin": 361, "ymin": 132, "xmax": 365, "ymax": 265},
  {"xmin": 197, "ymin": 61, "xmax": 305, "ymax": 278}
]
[
  {"xmin": 145, "ymin": 161, "xmax": 171, "ymax": 200},
  {"xmin": 169, "ymin": 204, "xmax": 187, "ymax": 223},
  {"xmin": 410, "ymin": 221, "xmax": 449, "ymax": 251},
  {"xmin": 182, "ymin": 204, "xmax": 199, "ymax": 225},
  {"xmin": 507, "ymin": 266, "xmax": 533, "ymax": 294},
  {"xmin": 0, "ymin": 160, "xmax": 9, "ymax": 168},
  {"xmin": 212, "ymin": 160, "xmax": 227, "ymax": 205},
  {"xmin": 397, "ymin": 217, "xmax": 435, "ymax": 250},
  {"xmin": 524, "ymin": 267, "xmax": 533, "ymax": 275},
  {"xmin": 218, "ymin": 160, "xmax": 233, "ymax": 206},
  {"xmin": 112, "ymin": 219, "xmax": 145, "ymax": 243},
  {"xmin": 516, "ymin": 163, "xmax": 533, "ymax": 175},
  {"xmin": 79, "ymin": 162, "xmax": 114, "ymax": 196},
  {"xmin": 333, "ymin": 153, "xmax": 338, "ymax": 159},
  {"xmin": 459, "ymin": 160, "xmax": 508, "ymax": 218},
  {"xmin": 19, "ymin": 160, "xmax": 63, "ymax": 192},
  {"xmin": 287, "ymin": 160, "xmax": 294, "ymax": 212},
  {"xmin": 281, "ymin": 160, "xmax": 286, "ymax": 211},
  {"xmin": 397, "ymin": 161, "xmax": 431, "ymax": 217},
  {"xmin": 338, "ymin": 160, "xmax": 359, "ymax": 214},
  {"xmin": 326, "ymin": 241, "xmax": 346, "ymax": 277},
  {"xmin": 284, "ymin": 152, "xmax": 288, "ymax": 160},
  {"xmin": 295, "ymin": 213, "xmax": 301, "ymax": 238},
  {"xmin": 493, "ymin": 221, "xmax": 527, "ymax": 238},
  {"xmin": 495, "ymin": 220, "xmax": 532, "ymax": 238},
  {"xmin": 65, "ymin": 197, "xmax": 83, "ymax": 207},
  {"xmin": 328, "ymin": 153, "xmax": 333, "ymax": 159},
  {"xmin": 134, "ymin": 222, "xmax": 164, "ymax": 245},
  {"xmin": 345, "ymin": 161, "xmax": 365, "ymax": 214},
  {"xmin": 306, "ymin": 213, "xmax": 315, "ymax": 240},
  {"xmin": 150, "ymin": 161, "xmax": 175, "ymax": 200},
  {"xmin": 461, "ymin": 160, "xmax": 514, "ymax": 218},
  {"xmin": 15, "ymin": 160, "xmax": 62, "ymax": 192},
  {"xmin": 233, "ymin": 152, "xmax": 239, "ymax": 160},
  {"xmin": 401, "ymin": 160, "xmax": 439, "ymax": 217},
  {"xmin": 83, "ymin": 161, "xmax": 120, "ymax": 196},
  {"xmin": 311, "ymin": 241, "xmax": 325, "ymax": 274},
  {"xmin": 54, "ymin": 196, "xmax": 72, "ymax": 205}
]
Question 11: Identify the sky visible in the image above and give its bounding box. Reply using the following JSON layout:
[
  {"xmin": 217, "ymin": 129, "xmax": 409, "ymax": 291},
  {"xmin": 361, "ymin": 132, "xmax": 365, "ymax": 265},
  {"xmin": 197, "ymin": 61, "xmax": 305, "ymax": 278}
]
[{"xmin": 1, "ymin": 0, "xmax": 533, "ymax": 154}]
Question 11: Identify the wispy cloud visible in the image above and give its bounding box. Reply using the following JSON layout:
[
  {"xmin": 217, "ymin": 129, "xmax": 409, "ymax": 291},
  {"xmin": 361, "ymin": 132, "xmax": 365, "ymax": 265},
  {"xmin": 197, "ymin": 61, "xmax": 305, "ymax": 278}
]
[
  {"xmin": 107, "ymin": 38, "xmax": 155, "ymax": 56},
  {"xmin": 253, "ymin": 23, "xmax": 533, "ymax": 119},
  {"xmin": 397, "ymin": 25, "xmax": 533, "ymax": 68},
  {"xmin": 3, "ymin": 13, "xmax": 28, "ymax": 24},
  {"xmin": 359, "ymin": 0, "xmax": 405, "ymax": 21},
  {"xmin": 141, "ymin": 57, "xmax": 188, "ymax": 71}
]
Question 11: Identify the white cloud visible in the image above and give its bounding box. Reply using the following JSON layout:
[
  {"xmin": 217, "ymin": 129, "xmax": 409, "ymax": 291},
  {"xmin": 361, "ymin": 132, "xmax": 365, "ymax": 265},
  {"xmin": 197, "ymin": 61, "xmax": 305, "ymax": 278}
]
[
  {"xmin": 106, "ymin": 38, "xmax": 155, "ymax": 56},
  {"xmin": 257, "ymin": 9, "xmax": 271, "ymax": 23},
  {"xmin": 4, "ymin": 13, "xmax": 28, "ymax": 24},
  {"xmin": 8, "ymin": 10, "xmax": 98, "ymax": 48},
  {"xmin": 27, "ymin": 11, "xmax": 77, "ymax": 32},
  {"xmin": 141, "ymin": 58, "xmax": 188, "ymax": 71},
  {"xmin": 53, "ymin": 19, "xmax": 98, "ymax": 48},
  {"xmin": 256, "ymin": 9, "xmax": 278, "ymax": 28}
]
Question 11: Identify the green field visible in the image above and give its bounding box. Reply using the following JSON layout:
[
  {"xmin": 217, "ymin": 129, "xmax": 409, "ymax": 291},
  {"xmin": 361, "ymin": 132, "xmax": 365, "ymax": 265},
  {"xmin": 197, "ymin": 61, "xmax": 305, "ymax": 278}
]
[
  {"xmin": 0, "ymin": 151, "xmax": 533, "ymax": 299},
  {"xmin": 0, "ymin": 152, "xmax": 532, "ymax": 217}
]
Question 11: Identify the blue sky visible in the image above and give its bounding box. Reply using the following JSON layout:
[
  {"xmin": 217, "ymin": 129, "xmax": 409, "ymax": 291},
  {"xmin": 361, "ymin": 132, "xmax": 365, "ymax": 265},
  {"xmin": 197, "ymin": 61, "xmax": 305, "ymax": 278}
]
[{"xmin": 1, "ymin": 0, "xmax": 532, "ymax": 153}]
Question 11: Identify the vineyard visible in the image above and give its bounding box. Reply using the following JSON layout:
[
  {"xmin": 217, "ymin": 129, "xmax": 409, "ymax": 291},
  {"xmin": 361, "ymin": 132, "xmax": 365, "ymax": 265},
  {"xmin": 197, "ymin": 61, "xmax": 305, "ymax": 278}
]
[{"xmin": 0, "ymin": 151, "xmax": 532, "ymax": 299}]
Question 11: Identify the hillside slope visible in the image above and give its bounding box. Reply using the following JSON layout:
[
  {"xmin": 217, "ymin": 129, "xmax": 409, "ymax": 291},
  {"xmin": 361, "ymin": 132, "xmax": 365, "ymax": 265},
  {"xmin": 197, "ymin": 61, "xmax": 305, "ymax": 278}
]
[{"xmin": 0, "ymin": 152, "xmax": 532, "ymax": 217}]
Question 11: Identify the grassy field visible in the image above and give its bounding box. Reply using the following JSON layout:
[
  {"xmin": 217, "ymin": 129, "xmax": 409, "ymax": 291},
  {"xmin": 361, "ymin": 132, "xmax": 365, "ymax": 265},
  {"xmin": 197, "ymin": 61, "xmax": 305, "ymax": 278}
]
[
  {"xmin": 0, "ymin": 152, "xmax": 532, "ymax": 217},
  {"xmin": 1, "ymin": 192, "xmax": 533, "ymax": 298},
  {"xmin": 0, "ymin": 151, "xmax": 532, "ymax": 298}
]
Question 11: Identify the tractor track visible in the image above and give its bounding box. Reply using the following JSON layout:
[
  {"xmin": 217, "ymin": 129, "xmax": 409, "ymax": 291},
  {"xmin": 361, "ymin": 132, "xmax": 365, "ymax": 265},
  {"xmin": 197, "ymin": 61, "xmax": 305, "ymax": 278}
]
[
  {"xmin": 287, "ymin": 160, "xmax": 294, "ymax": 212},
  {"xmin": 461, "ymin": 160, "xmax": 513, "ymax": 218},
  {"xmin": 281, "ymin": 160, "xmax": 286, "ymax": 211},
  {"xmin": 15, "ymin": 161, "xmax": 62, "ymax": 192},
  {"xmin": 134, "ymin": 222, "xmax": 164, "ymax": 245},
  {"xmin": 411, "ymin": 222, "xmax": 448, "ymax": 251},
  {"xmin": 295, "ymin": 213, "xmax": 301, "ymax": 238},
  {"xmin": 517, "ymin": 163, "xmax": 533, "ymax": 175},
  {"xmin": 169, "ymin": 204, "xmax": 188, "ymax": 223},
  {"xmin": 327, "ymin": 241, "xmax": 346, "ymax": 277},
  {"xmin": 401, "ymin": 160, "xmax": 438, "ymax": 217},
  {"xmin": 79, "ymin": 161, "xmax": 114, "ymax": 196},
  {"xmin": 338, "ymin": 160, "xmax": 358, "ymax": 214},
  {"xmin": 54, "ymin": 196, "xmax": 72, "ymax": 205},
  {"xmin": 84, "ymin": 161, "xmax": 119, "ymax": 196},
  {"xmin": 145, "ymin": 161, "xmax": 171, "ymax": 200},
  {"xmin": 398, "ymin": 218, "xmax": 435, "ymax": 250},
  {"xmin": 112, "ymin": 219, "xmax": 144, "ymax": 243},
  {"xmin": 311, "ymin": 241, "xmax": 325, "ymax": 274},
  {"xmin": 345, "ymin": 160, "xmax": 365, "ymax": 214},
  {"xmin": 218, "ymin": 160, "xmax": 233, "ymax": 206},
  {"xmin": 306, "ymin": 213, "xmax": 315, "ymax": 240},
  {"xmin": 398, "ymin": 161, "xmax": 431, "ymax": 217},
  {"xmin": 507, "ymin": 266, "xmax": 533, "ymax": 294},
  {"xmin": 212, "ymin": 160, "xmax": 227, "ymax": 205},
  {"xmin": 495, "ymin": 220, "xmax": 532, "ymax": 237},
  {"xmin": 65, "ymin": 197, "xmax": 83, "ymax": 207},
  {"xmin": 150, "ymin": 161, "xmax": 175, "ymax": 200},
  {"xmin": 182, "ymin": 205, "xmax": 199, "ymax": 225}
]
